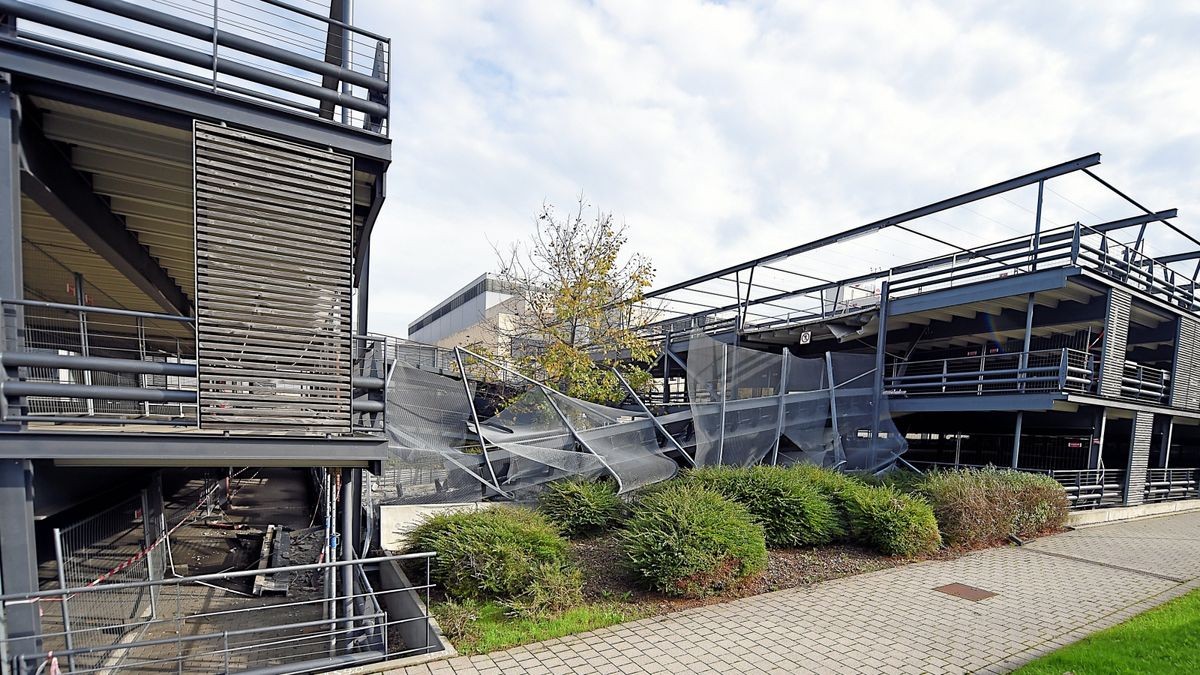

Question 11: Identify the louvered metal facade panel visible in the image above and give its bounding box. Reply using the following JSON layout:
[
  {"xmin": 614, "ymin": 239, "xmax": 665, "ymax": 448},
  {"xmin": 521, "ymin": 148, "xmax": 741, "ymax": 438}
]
[
  {"xmin": 193, "ymin": 122, "xmax": 353, "ymax": 433},
  {"xmin": 1098, "ymin": 288, "xmax": 1131, "ymax": 398},
  {"xmin": 1124, "ymin": 411, "xmax": 1153, "ymax": 505},
  {"xmin": 1171, "ymin": 316, "xmax": 1200, "ymax": 410}
]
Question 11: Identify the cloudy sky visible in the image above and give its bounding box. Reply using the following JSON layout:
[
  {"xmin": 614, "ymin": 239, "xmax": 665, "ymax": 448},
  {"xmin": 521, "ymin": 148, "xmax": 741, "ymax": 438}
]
[{"xmin": 356, "ymin": 0, "xmax": 1200, "ymax": 337}]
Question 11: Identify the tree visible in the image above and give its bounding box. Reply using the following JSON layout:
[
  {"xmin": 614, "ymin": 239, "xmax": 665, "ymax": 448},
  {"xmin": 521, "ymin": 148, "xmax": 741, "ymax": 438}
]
[{"xmin": 486, "ymin": 197, "xmax": 658, "ymax": 405}]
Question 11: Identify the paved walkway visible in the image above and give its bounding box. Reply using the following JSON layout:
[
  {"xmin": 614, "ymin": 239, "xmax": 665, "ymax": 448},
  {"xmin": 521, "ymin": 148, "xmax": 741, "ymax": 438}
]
[{"xmin": 398, "ymin": 509, "xmax": 1200, "ymax": 674}]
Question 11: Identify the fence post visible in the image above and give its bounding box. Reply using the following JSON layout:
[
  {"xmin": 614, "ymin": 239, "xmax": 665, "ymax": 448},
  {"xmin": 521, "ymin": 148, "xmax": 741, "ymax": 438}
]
[
  {"xmin": 1058, "ymin": 349, "xmax": 1069, "ymax": 390},
  {"xmin": 52, "ymin": 528, "xmax": 77, "ymax": 674}
]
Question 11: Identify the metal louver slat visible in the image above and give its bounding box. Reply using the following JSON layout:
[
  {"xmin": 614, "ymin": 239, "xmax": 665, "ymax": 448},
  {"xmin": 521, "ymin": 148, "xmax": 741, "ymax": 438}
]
[{"xmin": 193, "ymin": 122, "xmax": 353, "ymax": 433}]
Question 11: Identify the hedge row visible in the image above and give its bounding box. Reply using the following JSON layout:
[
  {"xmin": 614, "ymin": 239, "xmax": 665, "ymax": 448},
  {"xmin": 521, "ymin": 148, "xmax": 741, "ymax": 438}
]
[
  {"xmin": 913, "ymin": 467, "xmax": 1068, "ymax": 548},
  {"xmin": 413, "ymin": 464, "xmax": 1067, "ymax": 606}
]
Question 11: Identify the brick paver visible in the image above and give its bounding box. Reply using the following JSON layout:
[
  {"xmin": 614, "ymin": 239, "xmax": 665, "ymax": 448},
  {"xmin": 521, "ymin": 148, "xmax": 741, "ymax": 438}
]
[{"xmin": 393, "ymin": 510, "xmax": 1200, "ymax": 674}]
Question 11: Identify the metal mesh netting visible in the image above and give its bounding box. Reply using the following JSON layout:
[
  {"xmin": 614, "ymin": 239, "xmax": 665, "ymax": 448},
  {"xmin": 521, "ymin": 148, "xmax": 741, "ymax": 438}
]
[
  {"xmin": 379, "ymin": 363, "xmax": 501, "ymax": 504},
  {"xmin": 829, "ymin": 351, "xmax": 907, "ymax": 472},
  {"xmin": 382, "ymin": 360, "xmax": 677, "ymax": 501},
  {"xmin": 685, "ymin": 336, "xmax": 785, "ymax": 467},
  {"xmin": 378, "ymin": 337, "xmax": 906, "ymax": 505},
  {"xmin": 685, "ymin": 333, "xmax": 906, "ymax": 471}
]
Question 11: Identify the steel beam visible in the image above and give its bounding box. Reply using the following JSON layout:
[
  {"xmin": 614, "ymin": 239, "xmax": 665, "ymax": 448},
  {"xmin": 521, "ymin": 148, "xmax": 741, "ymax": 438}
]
[
  {"xmin": 646, "ymin": 153, "xmax": 1101, "ymax": 299},
  {"xmin": 18, "ymin": 102, "xmax": 190, "ymax": 315},
  {"xmin": 0, "ymin": 433, "xmax": 388, "ymax": 465}
]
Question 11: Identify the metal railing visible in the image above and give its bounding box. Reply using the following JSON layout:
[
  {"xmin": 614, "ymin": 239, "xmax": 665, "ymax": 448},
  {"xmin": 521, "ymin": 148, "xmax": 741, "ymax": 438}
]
[
  {"xmin": 1, "ymin": 0, "xmax": 390, "ymax": 134},
  {"xmin": 884, "ymin": 348, "xmax": 1094, "ymax": 396},
  {"xmin": 1049, "ymin": 468, "xmax": 1125, "ymax": 509},
  {"xmin": 644, "ymin": 218, "xmax": 1200, "ymax": 342},
  {"xmin": 1, "ymin": 553, "xmax": 435, "ymax": 675},
  {"xmin": 1121, "ymin": 361, "xmax": 1170, "ymax": 404},
  {"xmin": 0, "ymin": 299, "xmax": 198, "ymax": 426},
  {"xmin": 1144, "ymin": 467, "xmax": 1198, "ymax": 503}
]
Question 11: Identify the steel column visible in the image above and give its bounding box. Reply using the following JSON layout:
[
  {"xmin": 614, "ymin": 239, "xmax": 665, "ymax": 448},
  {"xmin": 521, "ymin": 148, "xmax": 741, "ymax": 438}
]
[
  {"xmin": 825, "ymin": 352, "xmax": 843, "ymax": 466},
  {"xmin": 717, "ymin": 343, "xmax": 728, "ymax": 465},
  {"xmin": 1011, "ymin": 412, "xmax": 1023, "ymax": 469},
  {"xmin": 770, "ymin": 349, "xmax": 790, "ymax": 466},
  {"xmin": 869, "ymin": 280, "xmax": 890, "ymax": 463},
  {"xmin": 0, "ymin": 76, "xmax": 22, "ymax": 432},
  {"xmin": 0, "ymin": 460, "xmax": 39, "ymax": 658}
]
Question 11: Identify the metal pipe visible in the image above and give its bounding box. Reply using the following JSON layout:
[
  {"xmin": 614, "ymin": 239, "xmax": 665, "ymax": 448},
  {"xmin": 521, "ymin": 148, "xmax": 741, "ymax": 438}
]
[
  {"xmin": 0, "ymin": 381, "xmax": 195, "ymax": 402},
  {"xmin": 0, "ymin": 352, "xmax": 194, "ymax": 376},
  {"xmin": 0, "ymin": 297, "xmax": 191, "ymax": 322},
  {"xmin": 611, "ymin": 366, "xmax": 693, "ymax": 467},
  {"xmin": 351, "ymin": 399, "xmax": 384, "ymax": 413}
]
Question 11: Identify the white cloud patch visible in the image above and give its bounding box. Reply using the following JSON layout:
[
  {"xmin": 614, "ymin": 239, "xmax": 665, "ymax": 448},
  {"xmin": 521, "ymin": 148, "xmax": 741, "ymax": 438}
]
[{"xmin": 357, "ymin": 0, "xmax": 1200, "ymax": 336}]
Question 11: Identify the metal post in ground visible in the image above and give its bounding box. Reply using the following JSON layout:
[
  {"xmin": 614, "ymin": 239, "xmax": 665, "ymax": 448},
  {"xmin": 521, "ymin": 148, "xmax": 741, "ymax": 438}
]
[
  {"xmin": 52, "ymin": 528, "xmax": 77, "ymax": 673},
  {"xmin": 717, "ymin": 343, "xmax": 728, "ymax": 465},
  {"xmin": 771, "ymin": 349, "xmax": 790, "ymax": 466},
  {"xmin": 340, "ymin": 469, "xmax": 356, "ymax": 649}
]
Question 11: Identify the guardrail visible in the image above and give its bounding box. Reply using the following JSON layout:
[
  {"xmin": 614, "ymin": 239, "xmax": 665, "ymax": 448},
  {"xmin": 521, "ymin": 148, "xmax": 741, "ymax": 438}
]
[
  {"xmin": 1121, "ymin": 361, "xmax": 1170, "ymax": 404},
  {"xmin": 1, "ymin": 0, "xmax": 390, "ymax": 134},
  {"xmin": 884, "ymin": 348, "xmax": 1094, "ymax": 397},
  {"xmin": 1144, "ymin": 467, "xmax": 1198, "ymax": 503},
  {"xmin": 642, "ymin": 218, "xmax": 1200, "ymax": 342},
  {"xmin": 1050, "ymin": 468, "xmax": 1125, "ymax": 509},
  {"xmin": 0, "ymin": 298, "xmax": 199, "ymax": 426},
  {"xmin": 0, "ymin": 553, "xmax": 434, "ymax": 675}
]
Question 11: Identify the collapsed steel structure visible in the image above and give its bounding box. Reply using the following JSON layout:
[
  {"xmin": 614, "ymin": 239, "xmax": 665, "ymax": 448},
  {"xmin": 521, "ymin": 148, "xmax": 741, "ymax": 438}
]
[{"xmin": 375, "ymin": 334, "xmax": 907, "ymax": 504}]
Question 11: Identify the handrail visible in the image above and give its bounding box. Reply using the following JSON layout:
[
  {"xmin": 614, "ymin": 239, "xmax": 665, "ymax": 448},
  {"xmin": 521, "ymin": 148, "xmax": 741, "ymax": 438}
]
[
  {"xmin": 884, "ymin": 348, "xmax": 1094, "ymax": 396},
  {"xmin": 1, "ymin": 0, "xmax": 391, "ymax": 134}
]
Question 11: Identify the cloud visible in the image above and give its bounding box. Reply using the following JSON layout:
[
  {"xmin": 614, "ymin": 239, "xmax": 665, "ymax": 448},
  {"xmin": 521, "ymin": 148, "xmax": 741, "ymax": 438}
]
[{"xmin": 357, "ymin": 0, "xmax": 1200, "ymax": 336}]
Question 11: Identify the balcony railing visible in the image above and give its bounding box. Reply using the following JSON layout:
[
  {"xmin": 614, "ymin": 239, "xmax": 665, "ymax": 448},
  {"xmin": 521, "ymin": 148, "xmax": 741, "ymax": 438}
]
[
  {"xmin": 1, "ymin": 0, "xmax": 390, "ymax": 134},
  {"xmin": 1144, "ymin": 468, "xmax": 1198, "ymax": 503},
  {"xmin": 884, "ymin": 348, "xmax": 1094, "ymax": 397},
  {"xmin": 1, "ymin": 300, "xmax": 391, "ymax": 434},
  {"xmin": 1050, "ymin": 468, "xmax": 1125, "ymax": 509},
  {"xmin": 1122, "ymin": 361, "xmax": 1170, "ymax": 404},
  {"xmin": 648, "ymin": 218, "xmax": 1200, "ymax": 342},
  {"xmin": 1, "ymin": 298, "xmax": 199, "ymax": 426}
]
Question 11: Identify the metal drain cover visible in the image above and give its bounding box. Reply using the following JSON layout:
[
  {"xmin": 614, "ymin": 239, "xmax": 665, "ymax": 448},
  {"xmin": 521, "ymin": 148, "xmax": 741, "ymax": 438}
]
[{"xmin": 934, "ymin": 583, "xmax": 997, "ymax": 602}]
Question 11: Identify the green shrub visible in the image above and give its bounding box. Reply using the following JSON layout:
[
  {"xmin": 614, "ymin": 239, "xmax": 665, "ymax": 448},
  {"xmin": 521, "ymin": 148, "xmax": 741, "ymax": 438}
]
[
  {"xmin": 619, "ymin": 484, "xmax": 768, "ymax": 597},
  {"xmin": 682, "ymin": 465, "xmax": 841, "ymax": 547},
  {"xmin": 407, "ymin": 506, "xmax": 574, "ymax": 602},
  {"xmin": 432, "ymin": 599, "xmax": 481, "ymax": 642},
  {"xmin": 843, "ymin": 484, "xmax": 941, "ymax": 557},
  {"xmin": 501, "ymin": 562, "xmax": 585, "ymax": 617},
  {"xmin": 787, "ymin": 463, "xmax": 864, "ymax": 536},
  {"xmin": 537, "ymin": 478, "xmax": 625, "ymax": 537},
  {"xmin": 915, "ymin": 467, "xmax": 1068, "ymax": 548}
]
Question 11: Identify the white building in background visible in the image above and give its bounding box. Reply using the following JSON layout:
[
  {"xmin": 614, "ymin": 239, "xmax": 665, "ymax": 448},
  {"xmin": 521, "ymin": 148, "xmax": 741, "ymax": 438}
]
[{"xmin": 407, "ymin": 273, "xmax": 523, "ymax": 349}]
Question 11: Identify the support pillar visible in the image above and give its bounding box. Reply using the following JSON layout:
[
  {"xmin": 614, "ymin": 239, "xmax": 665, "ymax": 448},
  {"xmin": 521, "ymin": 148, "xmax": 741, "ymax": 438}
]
[
  {"xmin": 1157, "ymin": 417, "xmax": 1174, "ymax": 469},
  {"xmin": 340, "ymin": 467, "xmax": 357, "ymax": 641},
  {"xmin": 0, "ymin": 75, "xmax": 24, "ymax": 431},
  {"xmin": 1087, "ymin": 409, "xmax": 1105, "ymax": 469},
  {"xmin": 1098, "ymin": 289, "xmax": 1132, "ymax": 398},
  {"xmin": 1011, "ymin": 412, "xmax": 1023, "ymax": 469},
  {"xmin": 869, "ymin": 280, "xmax": 890, "ymax": 465},
  {"xmin": 0, "ymin": 460, "xmax": 40, "ymax": 659},
  {"xmin": 1124, "ymin": 411, "xmax": 1152, "ymax": 505}
]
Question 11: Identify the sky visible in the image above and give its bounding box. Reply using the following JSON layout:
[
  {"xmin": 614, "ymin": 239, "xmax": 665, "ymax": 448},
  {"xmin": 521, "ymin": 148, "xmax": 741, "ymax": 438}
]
[{"xmin": 355, "ymin": 0, "xmax": 1200, "ymax": 337}]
